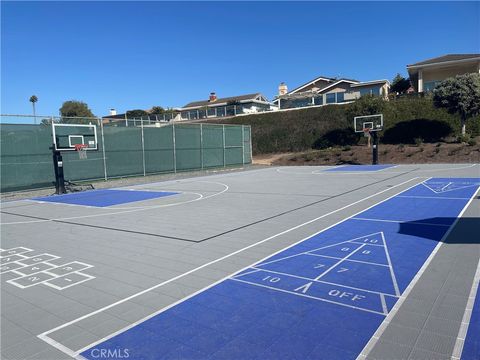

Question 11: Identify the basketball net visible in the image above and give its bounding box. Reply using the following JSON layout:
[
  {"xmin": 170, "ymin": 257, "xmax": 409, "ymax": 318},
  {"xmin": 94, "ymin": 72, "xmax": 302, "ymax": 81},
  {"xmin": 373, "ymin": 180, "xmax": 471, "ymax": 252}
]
[{"xmin": 74, "ymin": 144, "xmax": 88, "ymax": 159}]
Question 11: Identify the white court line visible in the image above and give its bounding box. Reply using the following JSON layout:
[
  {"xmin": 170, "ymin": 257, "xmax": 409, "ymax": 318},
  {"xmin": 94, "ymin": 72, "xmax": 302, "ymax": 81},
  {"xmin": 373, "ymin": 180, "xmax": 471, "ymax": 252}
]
[
  {"xmin": 352, "ymin": 217, "xmax": 452, "ymax": 227},
  {"xmin": 44, "ymin": 272, "xmax": 96, "ymax": 291},
  {"xmin": 380, "ymin": 232, "xmax": 401, "ymax": 297},
  {"xmin": 397, "ymin": 195, "xmax": 471, "ymax": 200},
  {"xmin": 451, "ymin": 257, "xmax": 480, "ymax": 360},
  {"xmin": 313, "ymin": 165, "xmax": 400, "ymax": 174},
  {"xmin": 2, "ymin": 181, "xmax": 229, "ymax": 225},
  {"xmin": 244, "ymin": 266, "xmax": 394, "ymax": 297},
  {"xmin": 231, "ymin": 268, "xmax": 262, "ymax": 279},
  {"xmin": 37, "ymin": 176, "xmax": 426, "ymax": 358},
  {"xmin": 421, "ymin": 181, "xmax": 480, "ymax": 194},
  {"xmin": 441, "ymin": 182, "xmax": 453, "ymax": 191},
  {"xmin": 230, "ymin": 277, "xmax": 386, "ymax": 316},
  {"xmin": 276, "ymin": 164, "xmax": 478, "ymax": 176},
  {"xmin": 380, "ymin": 294, "xmax": 388, "ymax": 314},
  {"xmin": 305, "ymin": 253, "xmax": 389, "ymax": 267},
  {"xmin": 314, "ymin": 244, "xmax": 366, "ymax": 280},
  {"xmin": 258, "ymin": 232, "xmax": 383, "ymax": 267},
  {"xmin": 24, "ymin": 191, "xmax": 199, "ymax": 210},
  {"xmin": 357, "ymin": 185, "xmax": 480, "ymax": 360}
]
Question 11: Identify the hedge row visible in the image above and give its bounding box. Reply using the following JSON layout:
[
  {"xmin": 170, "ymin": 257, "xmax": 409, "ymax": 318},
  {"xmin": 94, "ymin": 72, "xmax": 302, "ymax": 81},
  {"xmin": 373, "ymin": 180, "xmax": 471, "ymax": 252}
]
[{"xmin": 206, "ymin": 97, "xmax": 480, "ymax": 154}]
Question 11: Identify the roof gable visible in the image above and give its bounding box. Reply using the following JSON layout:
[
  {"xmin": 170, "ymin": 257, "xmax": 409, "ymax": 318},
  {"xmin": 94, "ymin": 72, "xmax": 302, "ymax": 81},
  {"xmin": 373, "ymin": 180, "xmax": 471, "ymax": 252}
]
[
  {"xmin": 182, "ymin": 93, "xmax": 265, "ymax": 108},
  {"xmin": 408, "ymin": 54, "xmax": 480, "ymax": 67},
  {"xmin": 288, "ymin": 76, "xmax": 336, "ymax": 94}
]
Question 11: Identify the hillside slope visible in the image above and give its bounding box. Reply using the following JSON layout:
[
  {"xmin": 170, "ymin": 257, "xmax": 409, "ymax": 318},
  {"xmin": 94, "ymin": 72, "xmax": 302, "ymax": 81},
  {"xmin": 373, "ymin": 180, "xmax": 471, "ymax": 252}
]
[{"xmin": 205, "ymin": 97, "xmax": 479, "ymax": 155}]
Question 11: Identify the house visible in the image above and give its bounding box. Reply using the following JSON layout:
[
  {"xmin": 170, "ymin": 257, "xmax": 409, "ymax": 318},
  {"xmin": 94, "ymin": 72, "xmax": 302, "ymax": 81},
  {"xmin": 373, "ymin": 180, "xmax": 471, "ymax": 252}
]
[
  {"xmin": 179, "ymin": 92, "xmax": 275, "ymax": 120},
  {"xmin": 273, "ymin": 76, "xmax": 390, "ymax": 110},
  {"xmin": 102, "ymin": 109, "xmax": 177, "ymax": 125},
  {"xmin": 407, "ymin": 54, "xmax": 480, "ymax": 93}
]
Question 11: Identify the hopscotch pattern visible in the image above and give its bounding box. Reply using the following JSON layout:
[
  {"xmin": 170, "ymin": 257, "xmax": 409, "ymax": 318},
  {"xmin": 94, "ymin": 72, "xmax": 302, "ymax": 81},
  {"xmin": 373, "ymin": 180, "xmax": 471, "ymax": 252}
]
[
  {"xmin": 231, "ymin": 232, "xmax": 400, "ymax": 315},
  {"xmin": 0, "ymin": 246, "xmax": 95, "ymax": 290}
]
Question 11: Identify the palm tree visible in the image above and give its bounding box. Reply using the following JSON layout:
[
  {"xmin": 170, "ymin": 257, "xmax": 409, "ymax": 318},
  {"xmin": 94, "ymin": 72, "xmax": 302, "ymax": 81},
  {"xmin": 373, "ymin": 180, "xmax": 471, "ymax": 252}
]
[{"xmin": 29, "ymin": 95, "xmax": 38, "ymax": 124}]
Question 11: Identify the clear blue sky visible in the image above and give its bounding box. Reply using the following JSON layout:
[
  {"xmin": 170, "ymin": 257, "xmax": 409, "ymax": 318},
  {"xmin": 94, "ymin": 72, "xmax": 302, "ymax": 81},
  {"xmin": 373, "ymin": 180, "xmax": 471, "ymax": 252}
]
[{"xmin": 2, "ymin": 1, "xmax": 479, "ymax": 119}]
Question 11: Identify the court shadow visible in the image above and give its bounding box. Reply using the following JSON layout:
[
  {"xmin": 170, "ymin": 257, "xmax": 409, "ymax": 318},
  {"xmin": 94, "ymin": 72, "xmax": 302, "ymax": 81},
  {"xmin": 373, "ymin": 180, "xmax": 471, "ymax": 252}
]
[{"xmin": 397, "ymin": 217, "xmax": 480, "ymax": 244}]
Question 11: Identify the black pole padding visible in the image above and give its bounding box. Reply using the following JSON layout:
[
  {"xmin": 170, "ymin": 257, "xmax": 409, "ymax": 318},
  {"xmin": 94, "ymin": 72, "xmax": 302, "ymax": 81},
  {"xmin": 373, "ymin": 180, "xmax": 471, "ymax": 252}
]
[
  {"xmin": 51, "ymin": 144, "xmax": 66, "ymax": 194},
  {"xmin": 372, "ymin": 132, "xmax": 379, "ymax": 165}
]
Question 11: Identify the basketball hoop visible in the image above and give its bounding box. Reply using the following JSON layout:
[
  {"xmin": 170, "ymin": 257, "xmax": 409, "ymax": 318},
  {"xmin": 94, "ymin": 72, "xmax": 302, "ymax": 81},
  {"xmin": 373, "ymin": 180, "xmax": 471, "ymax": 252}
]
[{"xmin": 74, "ymin": 144, "xmax": 88, "ymax": 159}]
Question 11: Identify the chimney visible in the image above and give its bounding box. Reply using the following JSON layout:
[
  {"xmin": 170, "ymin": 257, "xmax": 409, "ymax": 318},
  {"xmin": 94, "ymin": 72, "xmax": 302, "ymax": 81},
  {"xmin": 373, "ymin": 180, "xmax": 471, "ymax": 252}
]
[
  {"xmin": 209, "ymin": 92, "xmax": 217, "ymax": 102},
  {"xmin": 278, "ymin": 82, "xmax": 288, "ymax": 96},
  {"xmin": 109, "ymin": 108, "xmax": 117, "ymax": 116}
]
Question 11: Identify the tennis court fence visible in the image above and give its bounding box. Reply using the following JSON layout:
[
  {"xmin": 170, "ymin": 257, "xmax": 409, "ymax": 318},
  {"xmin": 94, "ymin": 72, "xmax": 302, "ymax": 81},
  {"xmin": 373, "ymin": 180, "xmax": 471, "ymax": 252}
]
[{"xmin": 0, "ymin": 115, "xmax": 252, "ymax": 192}]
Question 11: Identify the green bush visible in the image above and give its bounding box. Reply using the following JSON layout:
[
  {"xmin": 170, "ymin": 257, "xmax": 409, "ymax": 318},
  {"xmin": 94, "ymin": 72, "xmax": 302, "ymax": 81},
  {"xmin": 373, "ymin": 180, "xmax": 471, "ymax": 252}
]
[
  {"xmin": 457, "ymin": 134, "xmax": 471, "ymax": 144},
  {"xmin": 206, "ymin": 96, "xmax": 479, "ymax": 154}
]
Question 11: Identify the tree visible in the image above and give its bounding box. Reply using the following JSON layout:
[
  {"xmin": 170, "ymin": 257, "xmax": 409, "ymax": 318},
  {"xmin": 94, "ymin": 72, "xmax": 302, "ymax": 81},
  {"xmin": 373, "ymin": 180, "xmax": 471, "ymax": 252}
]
[
  {"xmin": 433, "ymin": 73, "xmax": 480, "ymax": 136},
  {"xmin": 390, "ymin": 74, "xmax": 411, "ymax": 94},
  {"xmin": 126, "ymin": 109, "xmax": 149, "ymax": 118},
  {"xmin": 150, "ymin": 106, "xmax": 165, "ymax": 115},
  {"xmin": 59, "ymin": 100, "xmax": 95, "ymax": 121},
  {"xmin": 345, "ymin": 94, "xmax": 386, "ymax": 121},
  {"xmin": 29, "ymin": 95, "xmax": 38, "ymax": 124}
]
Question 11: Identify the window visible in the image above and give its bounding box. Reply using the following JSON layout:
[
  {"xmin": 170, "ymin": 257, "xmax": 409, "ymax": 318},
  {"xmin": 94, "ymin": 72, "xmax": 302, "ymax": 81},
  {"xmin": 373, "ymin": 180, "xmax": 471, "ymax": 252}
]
[
  {"xmin": 314, "ymin": 96, "xmax": 323, "ymax": 105},
  {"xmin": 424, "ymin": 81, "xmax": 439, "ymax": 92},
  {"xmin": 359, "ymin": 86, "xmax": 381, "ymax": 97},
  {"xmin": 207, "ymin": 108, "xmax": 216, "ymax": 117},
  {"xmin": 336, "ymin": 92, "xmax": 345, "ymax": 103},
  {"xmin": 326, "ymin": 93, "xmax": 336, "ymax": 104},
  {"xmin": 216, "ymin": 107, "xmax": 225, "ymax": 117}
]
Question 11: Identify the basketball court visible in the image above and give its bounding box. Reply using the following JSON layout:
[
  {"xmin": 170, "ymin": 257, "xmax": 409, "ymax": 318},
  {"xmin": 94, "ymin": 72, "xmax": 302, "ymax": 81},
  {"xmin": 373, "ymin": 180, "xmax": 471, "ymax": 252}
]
[{"xmin": 1, "ymin": 162, "xmax": 479, "ymax": 360}]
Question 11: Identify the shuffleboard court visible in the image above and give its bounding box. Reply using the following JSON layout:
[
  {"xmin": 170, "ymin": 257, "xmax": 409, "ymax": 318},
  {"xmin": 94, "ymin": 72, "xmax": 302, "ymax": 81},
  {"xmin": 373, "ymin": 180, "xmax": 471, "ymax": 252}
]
[
  {"xmin": 1, "ymin": 164, "xmax": 479, "ymax": 360},
  {"xmin": 77, "ymin": 178, "xmax": 478, "ymax": 360},
  {"xmin": 32, "ymin": 189, "xmax": 179, "ymax": 207},
  {"xmin": 324, "ymin": 164, "xmax": 395, "ymax": 172}
]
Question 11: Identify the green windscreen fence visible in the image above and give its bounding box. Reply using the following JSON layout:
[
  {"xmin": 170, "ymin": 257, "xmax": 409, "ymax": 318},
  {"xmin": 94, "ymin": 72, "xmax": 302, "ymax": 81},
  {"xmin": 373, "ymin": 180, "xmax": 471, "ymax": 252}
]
[{"xmin": 0, "ymin": 122, "xmax": 252, "ymax": 192}]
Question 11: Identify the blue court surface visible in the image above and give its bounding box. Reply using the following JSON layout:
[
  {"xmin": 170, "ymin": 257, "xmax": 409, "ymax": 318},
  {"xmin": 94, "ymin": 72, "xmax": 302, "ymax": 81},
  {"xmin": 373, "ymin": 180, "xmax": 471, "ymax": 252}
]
[
  {"xmin": 32, "ymin": 189, "xmax": 178, "ymax": 207},
  {"xmin": 324, "ymin": 164, "xmax": 395, "ymax": 172},
  {"xmin": 462, "ymin": 285, "xmax": 480, "ymax": 360},
  {"xmin": 81, "ymin": 178, "xmax": 479, "ymax": 360}
]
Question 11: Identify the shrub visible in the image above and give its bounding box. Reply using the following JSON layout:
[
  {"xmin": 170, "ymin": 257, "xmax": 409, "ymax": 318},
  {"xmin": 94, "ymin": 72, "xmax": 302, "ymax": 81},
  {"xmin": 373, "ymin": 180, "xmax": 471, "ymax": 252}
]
[
  {"xmin": 457, "ymin": 134, "xmax": 471, "ymax": 144},
  {"xmin": 208, "ymin": 96, "xmax": 473, "ymax": 155},
  {"xmin": 382, "ymin": 119, "xmax": 452, "ymax": 144},
  {"xmin": 414, "ymin": 137, "xmax": 424, "ymax": 146}
]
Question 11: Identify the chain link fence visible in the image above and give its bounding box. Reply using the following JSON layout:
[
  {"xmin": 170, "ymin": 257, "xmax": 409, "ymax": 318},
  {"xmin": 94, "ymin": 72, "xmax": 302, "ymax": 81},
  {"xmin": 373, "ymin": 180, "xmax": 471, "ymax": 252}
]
[{"xmin": 0, "ymin": 115, "xmax": 252, "ymax": 192}]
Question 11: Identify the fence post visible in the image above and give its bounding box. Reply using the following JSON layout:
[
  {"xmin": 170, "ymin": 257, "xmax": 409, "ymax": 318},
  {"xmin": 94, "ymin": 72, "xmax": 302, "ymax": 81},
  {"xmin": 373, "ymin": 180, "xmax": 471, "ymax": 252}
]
[
  {"xmin": 99, "ymin": 118, "xmax": 108, "ymax": 180},
  {"xmin": 249, "ymin": 126, "xmax": 253, "ymax": 163},
  {"xmin": 141, "ymin": 118, "xmax": 146, "ymax": 177},
  {"xmin": 200, "ymin": 123, "xmax": 204, "ymax": 170},
  {"xmin": 223, "ymin": 124, "xmax": 226, "ymax": 167},
  {"xmin": 172, "ymin": 122, "xmax": 177, "ymax": 173},
  {"xmin": 242, "ymin": 125, "xmax": 245, "ymax": 164}
]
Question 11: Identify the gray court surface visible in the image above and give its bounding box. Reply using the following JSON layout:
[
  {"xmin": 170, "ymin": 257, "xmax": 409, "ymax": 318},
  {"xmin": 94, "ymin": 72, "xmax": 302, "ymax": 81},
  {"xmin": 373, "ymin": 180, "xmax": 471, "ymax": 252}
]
[{"xmin": 1, "ymin": 164, "xmax": 479, "ymax": 360}]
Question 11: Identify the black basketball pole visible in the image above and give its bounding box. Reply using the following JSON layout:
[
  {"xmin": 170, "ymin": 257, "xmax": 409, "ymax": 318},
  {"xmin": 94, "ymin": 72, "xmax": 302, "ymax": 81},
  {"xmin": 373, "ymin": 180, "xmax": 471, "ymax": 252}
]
[
  {"xmin": 52, "ymin": 144, "xmax": 66, "ymax": 194},
  {"xmin": 371, "ymin": 131, "xmax": 379, "ymax": 165}
]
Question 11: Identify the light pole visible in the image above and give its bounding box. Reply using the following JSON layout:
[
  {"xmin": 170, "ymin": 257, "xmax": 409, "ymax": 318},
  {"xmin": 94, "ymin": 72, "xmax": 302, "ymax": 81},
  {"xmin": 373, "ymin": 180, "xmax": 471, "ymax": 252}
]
[{"xmin": 29, "ymin": 95, "xmax": 38, "ymax": 124}]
